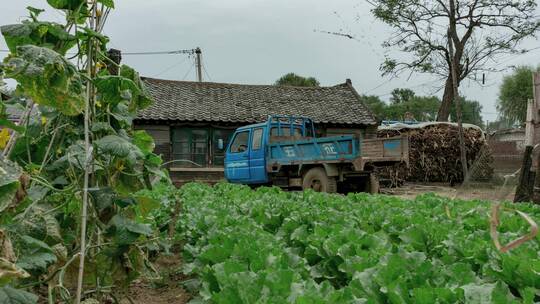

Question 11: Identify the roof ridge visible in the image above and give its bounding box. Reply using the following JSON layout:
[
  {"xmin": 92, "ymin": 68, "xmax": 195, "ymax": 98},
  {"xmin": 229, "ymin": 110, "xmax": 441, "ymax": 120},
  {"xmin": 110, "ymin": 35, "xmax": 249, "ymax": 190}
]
[{"xmin": 141, "ymin": 77, "xmax": 348, "ymax": 90}]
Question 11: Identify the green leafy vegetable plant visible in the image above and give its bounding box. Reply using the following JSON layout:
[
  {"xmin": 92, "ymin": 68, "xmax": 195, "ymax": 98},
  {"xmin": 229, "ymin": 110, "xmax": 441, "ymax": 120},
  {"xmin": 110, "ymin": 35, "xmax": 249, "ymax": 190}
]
[{"xmin": 177, "ymin": 183, "xmax": 540, "ymax": 303}]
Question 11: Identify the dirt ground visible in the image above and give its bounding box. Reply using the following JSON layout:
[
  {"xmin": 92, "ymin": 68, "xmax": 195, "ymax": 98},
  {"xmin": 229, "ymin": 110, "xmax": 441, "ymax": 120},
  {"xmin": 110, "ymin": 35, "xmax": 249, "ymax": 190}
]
[
  {"xmin": 120, "ymin": 253, "xmax": 192, "ymax": 304},
  {"xmin": 382, "ymin": 182, "xmax": 516, "ymax": 202}
]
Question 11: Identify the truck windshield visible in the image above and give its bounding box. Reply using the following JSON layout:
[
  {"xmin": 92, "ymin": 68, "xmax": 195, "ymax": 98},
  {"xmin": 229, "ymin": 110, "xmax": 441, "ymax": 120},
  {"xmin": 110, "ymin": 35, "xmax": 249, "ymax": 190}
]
[{"xmin": 270, "ymin": 126, "xmax": 303, "ymax": 137}]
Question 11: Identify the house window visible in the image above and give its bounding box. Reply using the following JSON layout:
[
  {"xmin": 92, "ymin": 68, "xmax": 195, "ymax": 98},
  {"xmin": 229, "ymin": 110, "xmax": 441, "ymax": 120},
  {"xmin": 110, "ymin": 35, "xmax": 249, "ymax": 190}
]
[
  {"xmin": 172, "ymin": 128, "xmax": 208, "ymax": 167},
  {"xmin": 230, "ymin": 131, "xmax": 249, "ymax": 153},
  {"xmin": 172, "ymin": 127, "xmax": 234, "ymax": 168},
  {"xmin": 252, "ymin": 128, "xmax": 263, "ymax": 150}
]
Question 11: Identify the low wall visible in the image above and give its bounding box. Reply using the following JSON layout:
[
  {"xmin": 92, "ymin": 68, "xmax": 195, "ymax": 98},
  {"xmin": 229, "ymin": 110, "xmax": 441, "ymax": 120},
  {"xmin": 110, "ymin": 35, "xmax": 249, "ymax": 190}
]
[{"xmin": 489, "ymin": 140, "xmax": 523, "ymax": 175}]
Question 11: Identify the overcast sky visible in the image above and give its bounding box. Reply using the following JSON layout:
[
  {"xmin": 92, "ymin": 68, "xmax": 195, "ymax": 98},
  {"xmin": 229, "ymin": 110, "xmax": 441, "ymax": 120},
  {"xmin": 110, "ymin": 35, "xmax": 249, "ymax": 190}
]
[{"xmin": 2, "ymin": 0, "xmax": 540, "ymax": 122}]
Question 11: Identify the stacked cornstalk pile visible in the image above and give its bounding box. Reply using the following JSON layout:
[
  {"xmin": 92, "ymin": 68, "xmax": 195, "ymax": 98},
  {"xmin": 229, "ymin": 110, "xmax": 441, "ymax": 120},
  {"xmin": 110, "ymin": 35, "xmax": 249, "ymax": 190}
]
[{"xmin": 378, "ymin": 123, "xmax": 494, "ymax": 184}]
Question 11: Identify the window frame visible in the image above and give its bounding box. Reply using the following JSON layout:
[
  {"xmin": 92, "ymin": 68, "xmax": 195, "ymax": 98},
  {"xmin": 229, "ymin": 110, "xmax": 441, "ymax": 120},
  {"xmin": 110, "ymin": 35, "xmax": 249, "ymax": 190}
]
[
  {"xmin": 251, "ymin": 128, "xmax": 264, "ymax": 150},
  {"xmin": 229, "ymin": 130, "xmax": 250, "ymax": 154},
  {"xmin": 171, "ymin": 128, "xmax": 209, "ymax": 167}
]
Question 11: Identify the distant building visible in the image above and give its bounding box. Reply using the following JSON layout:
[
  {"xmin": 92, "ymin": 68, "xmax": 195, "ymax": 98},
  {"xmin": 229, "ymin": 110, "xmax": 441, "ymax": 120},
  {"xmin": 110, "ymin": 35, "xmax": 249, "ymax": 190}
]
[{"xmin": 134, "ymin": 78, "xmax": 378, "ymax": 184}]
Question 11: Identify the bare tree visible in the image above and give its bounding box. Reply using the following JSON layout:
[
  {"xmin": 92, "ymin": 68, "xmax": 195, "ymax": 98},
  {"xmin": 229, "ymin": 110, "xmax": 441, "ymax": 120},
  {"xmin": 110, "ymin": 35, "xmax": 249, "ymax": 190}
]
[{"xmin": 370, "ymin": 0, "xmax": 540, "ymax": 121}]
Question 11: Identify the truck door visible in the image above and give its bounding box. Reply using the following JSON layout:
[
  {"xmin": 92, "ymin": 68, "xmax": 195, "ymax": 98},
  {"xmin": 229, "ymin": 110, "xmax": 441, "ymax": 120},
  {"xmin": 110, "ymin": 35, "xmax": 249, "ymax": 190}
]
[
  {"xmin": 224, "ymin": 130, "xmax": 251, "ymax": 182},
  {"xmin": 249, "ymin": 127, "xmax": 267, "ymax": 183}
]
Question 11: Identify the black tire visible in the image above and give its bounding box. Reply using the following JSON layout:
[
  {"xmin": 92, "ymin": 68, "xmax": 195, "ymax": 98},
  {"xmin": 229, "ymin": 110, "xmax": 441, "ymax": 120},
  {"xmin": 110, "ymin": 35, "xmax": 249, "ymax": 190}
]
[{"xmin": 302, "ymin": 167, "xmax": 337, "ymax": 193}]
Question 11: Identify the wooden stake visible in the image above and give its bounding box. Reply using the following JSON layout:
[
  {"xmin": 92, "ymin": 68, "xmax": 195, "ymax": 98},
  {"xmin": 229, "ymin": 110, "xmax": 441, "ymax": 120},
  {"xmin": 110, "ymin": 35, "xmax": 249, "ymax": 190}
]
[
  {"xmin": 532, "ymin": 151, "xmax": 540, "ymax": 204},
  {"xmin": 515, "ymin": 145, "xmax": 533, "ymax": 203},
  {"xmin": 525, "ymin": 99, "xmax": 534, "ymax": 146}
]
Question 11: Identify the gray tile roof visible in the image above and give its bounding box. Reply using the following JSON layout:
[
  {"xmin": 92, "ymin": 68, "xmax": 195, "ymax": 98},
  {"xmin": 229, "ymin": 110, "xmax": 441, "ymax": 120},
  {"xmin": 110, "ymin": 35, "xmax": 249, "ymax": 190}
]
[{"xmin": 137, "ymin": 78, "xmax": 378, "ymax": 126}]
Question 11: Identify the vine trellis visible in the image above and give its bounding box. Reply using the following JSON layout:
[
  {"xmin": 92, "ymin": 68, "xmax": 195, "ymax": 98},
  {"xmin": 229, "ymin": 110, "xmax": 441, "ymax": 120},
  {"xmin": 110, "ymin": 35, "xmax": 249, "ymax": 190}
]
[{"xmin": 0, "ymin": 1, "xmax": 170, "ymax": 303}]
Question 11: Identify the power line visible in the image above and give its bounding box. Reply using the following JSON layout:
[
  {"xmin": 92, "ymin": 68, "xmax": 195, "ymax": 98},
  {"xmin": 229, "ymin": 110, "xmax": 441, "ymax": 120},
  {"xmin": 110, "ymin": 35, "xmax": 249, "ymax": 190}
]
[
  {"xmin": 122, "ymin": 49, "xmax": 198, "ymax": 56},
  {"xmin": 495, "ymin": 46, "xmax": 540, "ymax": 66},
  {"xmin": 0, "ymin": 48, "xmax": 199, "ymax": 55},
  {"xmin": 153, "ymin": 56, "xmax": 190, "ymax": 78},
  {"xmin": 202, "ymin": 62, "xmax": 212, "ymax": 82},
  {"xmin": 368, "ymin": 79, "xmax": 442, "ymax": 98},
  {"xmin": 181, "ymin": 59, "xmax": 195, "ymax": 81},
  {"xmin": 365, "ymin": 79, "xmax": 392, "ymax": 94},
  {"xmin": 1, "ymin": 47, "xmax": 203, "ymax": 81}
]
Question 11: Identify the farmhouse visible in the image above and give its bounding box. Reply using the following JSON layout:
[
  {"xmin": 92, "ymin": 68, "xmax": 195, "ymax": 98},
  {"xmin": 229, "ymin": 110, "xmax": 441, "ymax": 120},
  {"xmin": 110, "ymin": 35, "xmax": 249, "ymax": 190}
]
[{"xmin": 135, "ymin": 78, "xmax": 378, "ymax": 184}]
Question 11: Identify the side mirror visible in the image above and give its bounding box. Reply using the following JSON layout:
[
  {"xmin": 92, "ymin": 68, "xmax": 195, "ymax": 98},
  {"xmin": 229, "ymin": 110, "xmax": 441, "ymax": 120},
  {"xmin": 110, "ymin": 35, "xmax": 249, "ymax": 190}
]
[{"xmin": 217, "ymin": 138, "xmax": 224, "ymax": 150}]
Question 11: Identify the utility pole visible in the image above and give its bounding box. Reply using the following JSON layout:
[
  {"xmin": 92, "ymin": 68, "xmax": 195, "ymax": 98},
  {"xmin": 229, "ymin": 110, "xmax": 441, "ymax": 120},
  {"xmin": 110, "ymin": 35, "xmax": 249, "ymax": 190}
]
[
  {"xmin": 195, "ymin": 47, "xmax": 203, "ymax": 82},
  {"xmin": 448, "ymin": 28, "xmax": 468, "ymax": 180}
]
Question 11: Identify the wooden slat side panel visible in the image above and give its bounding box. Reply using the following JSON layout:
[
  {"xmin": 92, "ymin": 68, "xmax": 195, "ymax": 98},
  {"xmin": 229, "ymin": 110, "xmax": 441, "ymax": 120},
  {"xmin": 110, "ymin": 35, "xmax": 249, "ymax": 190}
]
[{"xmin": 362, "ymin": 141, "xmax": 383, "ymax": 158}]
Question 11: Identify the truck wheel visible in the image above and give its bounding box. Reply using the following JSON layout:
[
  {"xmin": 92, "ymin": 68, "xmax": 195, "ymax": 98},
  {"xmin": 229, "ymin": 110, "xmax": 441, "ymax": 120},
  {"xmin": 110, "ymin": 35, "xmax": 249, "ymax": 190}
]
[
  {"xmin": 368, "ymin": 173, "xmax": 380, "ymax": 194},
  {"xmin": 302, "ymin": 167, "xmax": 337, "ymax": 193}
]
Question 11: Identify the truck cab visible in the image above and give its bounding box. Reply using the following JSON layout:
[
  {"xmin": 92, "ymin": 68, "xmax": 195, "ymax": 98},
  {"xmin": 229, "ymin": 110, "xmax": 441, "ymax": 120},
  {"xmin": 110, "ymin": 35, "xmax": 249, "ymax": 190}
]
[
  {"xmin": 225, "ymin": 115, "xmax": 408, "ymax": 193},
  {"xmin": 224, "ymin": 116, "xmax": 314, "ymax": 184}
]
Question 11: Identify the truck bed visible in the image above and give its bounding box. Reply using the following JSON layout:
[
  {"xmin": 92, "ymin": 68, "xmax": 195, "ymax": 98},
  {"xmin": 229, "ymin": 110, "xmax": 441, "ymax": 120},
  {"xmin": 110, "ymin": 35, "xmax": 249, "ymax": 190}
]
[
  {"xmin": 267, "ymin": 135, "xmax": 408, "ymax": 170},
  {"xmin": 267, "ymin": 135, "xmax": 357, "ymax": 166}
]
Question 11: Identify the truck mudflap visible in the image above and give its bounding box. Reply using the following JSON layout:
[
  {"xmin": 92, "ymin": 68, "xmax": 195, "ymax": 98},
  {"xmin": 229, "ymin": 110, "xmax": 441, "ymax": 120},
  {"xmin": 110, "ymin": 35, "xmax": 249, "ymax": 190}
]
[{"xmin": 353, "ymin": 135, "xmax": 409, "ymax": 171}]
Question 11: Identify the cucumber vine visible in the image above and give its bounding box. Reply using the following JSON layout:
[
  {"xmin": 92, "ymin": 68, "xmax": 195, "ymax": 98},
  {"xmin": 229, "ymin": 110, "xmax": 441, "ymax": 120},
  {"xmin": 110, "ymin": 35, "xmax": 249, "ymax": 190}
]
[{"xmin": 0, "ymin": 1, "xmax": 170, "ymax": 303}]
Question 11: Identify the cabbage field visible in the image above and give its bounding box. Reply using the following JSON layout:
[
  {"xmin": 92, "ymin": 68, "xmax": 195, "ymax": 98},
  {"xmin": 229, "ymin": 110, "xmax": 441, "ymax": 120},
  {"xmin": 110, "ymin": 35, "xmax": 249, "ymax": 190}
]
[{"xmin": 178, "ymin": 183, "xmax": 540, "ymax": 304}]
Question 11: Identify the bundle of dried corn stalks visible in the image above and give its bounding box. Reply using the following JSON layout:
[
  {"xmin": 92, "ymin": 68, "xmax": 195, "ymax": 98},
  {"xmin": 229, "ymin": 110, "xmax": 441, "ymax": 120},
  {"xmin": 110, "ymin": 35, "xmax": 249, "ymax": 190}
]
[{"xmin": 378, "ymin": 123, "xmax": 493, "ymax": 184}]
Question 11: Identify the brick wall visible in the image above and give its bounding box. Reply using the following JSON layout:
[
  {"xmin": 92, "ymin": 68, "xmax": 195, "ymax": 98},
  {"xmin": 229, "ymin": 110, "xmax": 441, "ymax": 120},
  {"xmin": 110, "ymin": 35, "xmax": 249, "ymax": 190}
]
[
  {"xmin": 169, "ymin": 170, "xmax": 225, "ymax": 186},
  {"xmin": 489, "ymin": 140, "xmax": 523, "ymax": 175}
]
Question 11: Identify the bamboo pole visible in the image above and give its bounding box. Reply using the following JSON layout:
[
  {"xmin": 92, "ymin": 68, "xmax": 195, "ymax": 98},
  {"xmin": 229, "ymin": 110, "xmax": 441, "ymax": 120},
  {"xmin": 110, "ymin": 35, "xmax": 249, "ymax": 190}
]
[{"xmin": 75, "ymin": 1, "xmax": 96, "ymax": 303}]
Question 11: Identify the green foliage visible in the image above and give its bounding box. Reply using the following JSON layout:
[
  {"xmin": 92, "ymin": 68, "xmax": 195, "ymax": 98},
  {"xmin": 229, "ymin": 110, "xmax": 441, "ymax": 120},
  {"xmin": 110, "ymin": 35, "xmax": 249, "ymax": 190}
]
[
  {"xmin": 0, "ymin": 285, "xmax": 37, "ymax": 304},
  {"xmin": 177, "ymin": 183, "xmax": 540, "ymax": 303},
  {"xmin": 132, "ymin": 130, "xmax": 155, "ymax": 155},
  {"xmin": 97, "ymin": 0, "xmax": 115, "ymax": 8},
  {"xmin": 0, "ymin": 158, "xmax": 21, "ymax": 212},
  {"xmin": 389, "ymin": 88, "xmax": 415, "ymax": 104},
  {"xmin": 361, "ymin": 95, "xmax": 386, "ymax": 121},
  {"xmin": 497, "ymin": 66, "xmax": 539, "ymax": 125},
  {"xmin": 106, "ymin": 215, "xmax": 152, "ymax": 247},
  {"xmin": 133, "ymin": 181, "xmax": 179, "ymax": 233},
  {"xmin": 47, "ymin": 0, "xmax": 86, "ymax": 11},
  {"xmin": 0, "ymin": 0, "xmax": 165, "ymax": 301},
  {"xmin": 94, "ymin": 135, "xmax": 143, "ymax": 164},
  {"xmin": 2, "ymin": 45, "xmax": 85, "ymax": 116},
  {"xmin": 119, "ymin": 65, "xmax": 152, "ymax": 110},
  {"xmin": 362, "ymin": 91, "xmax": 483, "ymax": 126},
  {"xmin": 450, "ymin": 98, "xmax": 485, "ymax": 128},
  {"xmin": 275, "ymin": 73, "xmax": 320, "ymax": 87},
  {"xmin": 384, "ymin": 95, "xmax": 440, "ymax": 122},
  {"xmin": 15, "ymin": 236, "xmax": 57, "ymax": 272},
  {"xmin": 0, "ymin": 20, "xmax": 76, "ymax": 55}
]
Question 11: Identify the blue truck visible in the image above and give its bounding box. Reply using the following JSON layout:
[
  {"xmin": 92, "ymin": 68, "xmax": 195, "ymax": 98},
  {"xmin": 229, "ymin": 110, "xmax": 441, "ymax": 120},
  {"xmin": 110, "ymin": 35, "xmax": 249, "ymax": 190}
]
[{"xmin": 224, "ymin": 115, "xmax": 408, "ymax": 193}]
